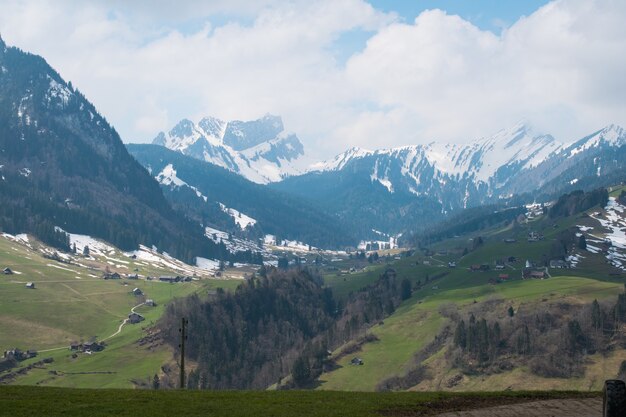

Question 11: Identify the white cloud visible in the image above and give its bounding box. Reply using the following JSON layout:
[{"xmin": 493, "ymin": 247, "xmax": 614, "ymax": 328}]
[
  {"xmin": 344, "ymin": 0, "xmax": 626, "ymax": 147},
  {"xmin": 0, "ymin": 0, "xmax": 625, "ymax": 158}
]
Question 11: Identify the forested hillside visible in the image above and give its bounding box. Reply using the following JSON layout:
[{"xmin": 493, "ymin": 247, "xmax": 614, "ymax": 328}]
[
  {"xmin": 128, "ymin": 144, "xmax": 358, "ymax": 249},
  {"xmin": 0, "ymin": 39, "xmax": 234, "ymax": 263},
  {"xmin": 160, "ymin": 265, "xmax": 413, "ymax": 389}
]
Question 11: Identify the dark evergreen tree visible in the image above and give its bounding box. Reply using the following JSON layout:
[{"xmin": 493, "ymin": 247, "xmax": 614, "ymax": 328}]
[
  {"xmin": 454, "ymin": 320, "xmax": 467, "ymax": 349},
  {"xmin": 400, "ymin": 278, "xmax": 412, "ymax": 300}
]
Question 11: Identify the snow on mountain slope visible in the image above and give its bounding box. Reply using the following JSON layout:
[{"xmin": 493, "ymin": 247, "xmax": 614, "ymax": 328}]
[
  {"xmin": 153, "ymin": 114, "xmax": 309, "ymax": 183},
  {"xmin": 308, "ymin": 122, "xmax": 626, "ymax": 200},
  {"xmin": 218, "ymin": 203, "xmax": 257, "ymax": 230},
  {"xmin": 567, "ymin": 125, "xmax": 626, "ymax": 157}
]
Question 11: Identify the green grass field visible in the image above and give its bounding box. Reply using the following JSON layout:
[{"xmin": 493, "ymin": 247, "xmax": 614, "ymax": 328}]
[
  {"xmin": 0, "ymin": 386, "xmax": 599, "ymax": 417},
  {"xmin": 0, "ymin": 235, "xmax": 241, "ymax": 388},
  {"xmin": 319, "ymin": 199, "xmax": 626, "ymax": 391}
]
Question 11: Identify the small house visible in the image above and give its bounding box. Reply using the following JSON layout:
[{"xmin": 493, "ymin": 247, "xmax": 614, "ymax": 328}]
[
  {"xmin": 3, "ymin": 267, "xmax": 13, "ymax": 275},
  {"xmin": 159, "ymin": 276, "xmax": 178, "ymax": 283},
  {"xmin": 127, "ymin": 274, "xmax": 139, "ymax": 280},
  {"xmin": 132, "ymin": 288, "xmax": 143, "ymax": 296},
  {"xmin": 82, "ymin": 341, "xmax": 104, "ymax": 353},
  {"xmin": 128, "ymin": 312, "xmax": 145, "ymax": 324},
  {"xmin": 549, "ymin": 259, "xmax": 569, "ymax": 269},
  {"xmin": 531, "ymin": 270, "xmax": 546, "ymax": 279},
  {"xmin": 145, "ymin": 299, "xmax": 156, "ymax": 307},
  {"xmin": 103, "ymin": 272, "xmax": 121, "ymax": 280},
  {"xmin": 448, "ymin": 261, "xmax": 456, "ymax": 268},
  {"xmin": 522, "ymin": 267, "xmax": 547, "ymax": 279},
  {"xmin": 25, "ymin": 282, "xmax": 35, "ymax": 289},
  {"xmin": 350, "ymin": 357, "xmax": 364, "ymax": 366},
  {"xmin": 480, "ymin": 264, "xmax": 490, "ymax": 271},
  {"xmin": 470, "ymin": 264, "xmax": 481, "ymax": 271},
  {"xmin": 495, "ymin": 264, "xmax": 506, "ymax": 270},
  {"xmin": 69, "ymin": 342, "xmax": 80, "ymax": 351}
]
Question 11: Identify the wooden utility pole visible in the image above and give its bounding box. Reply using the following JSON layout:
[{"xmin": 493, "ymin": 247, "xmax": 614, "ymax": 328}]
[{"xmin": 179, "ymin": 317, "xmax": 188, "ymax": 389}]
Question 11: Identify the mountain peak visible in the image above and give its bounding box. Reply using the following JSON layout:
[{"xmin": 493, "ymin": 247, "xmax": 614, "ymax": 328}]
[
  {"xmin": 170, "ymin": 118, "xmax": 195, "ymax": 138},
  {"xmin": 152, "ymin": 114, "xmax": 307, "ymax": 183}
]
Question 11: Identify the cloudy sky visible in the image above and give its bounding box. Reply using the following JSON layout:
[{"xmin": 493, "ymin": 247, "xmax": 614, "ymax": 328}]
[{"xmin": 1, "ymin": 0, "xmax": 624, "ymax": 159}]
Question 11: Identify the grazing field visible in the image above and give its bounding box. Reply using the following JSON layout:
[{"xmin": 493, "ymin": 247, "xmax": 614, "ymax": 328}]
[
  {"xmin": 0, "ymin": 234, "xmax": 241, "ymax": 388},
  {"xmin": 319, "ymin": 197, "xmax": 626, "ymax": 391},
  {"xmin": 0, "ymin": 386, "xmax": 600, "ymax": 417}
]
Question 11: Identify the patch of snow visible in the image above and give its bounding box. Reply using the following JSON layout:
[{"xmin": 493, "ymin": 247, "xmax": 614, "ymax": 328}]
[
  {"xmin": 196, "ymin": 257, "xmax": 220, "ymax": 271},
  {"xmin": 156, "ymin": 164, "xmax": 187, "ymax": 187},
  {"xmin": 64, "ymin": 231, "xmax": 115, "ymax": 256},
  {"xmin": 46, "ymin": 263, "xmax": 75, "ymax": 273},
  {"xmin": 218, "ymin": 203, "xmax": 257, "ymax": 230}
]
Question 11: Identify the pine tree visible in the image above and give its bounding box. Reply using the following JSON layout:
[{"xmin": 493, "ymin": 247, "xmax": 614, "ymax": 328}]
[
  {"xmin": 578, "ymin": 235, "xmax": 587, "ymax": 250},
  {"xmin": 152, "ymin": 374, "xmax": 160, "ymax": 390},
  {"xmin": 591, "ymin": 299, "xmax": 603, "ymax": 331},
  {"xmin": 508, "ymin": 306, "xmax": 515, "ymax": 317},
  {"xmin": 400, "ymin": 278, "xmax": 412, "ymax": 300},
  {"xmin": 292, "ymin": 356, "xmax": 311, "ymax": 387},
  {"xmin": 454, "ymin": 320, "xmax": 467, "ymax": 349}
]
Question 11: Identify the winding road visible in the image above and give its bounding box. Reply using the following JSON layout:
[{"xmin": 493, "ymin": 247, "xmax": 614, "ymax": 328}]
[{"xmin": 37, "ymin": 301, "xmax": 145, "ymax": 352}]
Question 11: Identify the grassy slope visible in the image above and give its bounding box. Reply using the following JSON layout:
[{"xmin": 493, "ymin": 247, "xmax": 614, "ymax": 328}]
[
  {"xmin": 0, "ymin": 236, "xmax": 240, "ymax": 388},
  {"xmin": 0, "ymin": 386, "xmax": 599, "ymax": 417},
  {"xmin": 319, "ymin": 199, "xmax": 626, "ymax": 391}
]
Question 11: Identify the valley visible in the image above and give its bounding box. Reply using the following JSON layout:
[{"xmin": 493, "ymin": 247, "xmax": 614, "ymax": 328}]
[{"xmin": 1, "ymin": 22, "xmax": 626, "ymax": 415}]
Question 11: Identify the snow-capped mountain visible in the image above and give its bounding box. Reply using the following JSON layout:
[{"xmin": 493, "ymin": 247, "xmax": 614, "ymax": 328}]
[
  {"xmin": 153, "ymin": 114, "xmax": 309, "ymax": 184},
  {"xmin": 310, "ymin": 122, "xmax": 625, "ymax": 202},
  {"xmin": 273, "ymin": 122, "xmax": 626, "ymax": 236}
]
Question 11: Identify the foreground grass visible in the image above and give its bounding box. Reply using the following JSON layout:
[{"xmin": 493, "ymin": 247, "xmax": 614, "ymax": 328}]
[{"xmin": 0, "ymin": 386, "xmax": 600, "ymax": 417}]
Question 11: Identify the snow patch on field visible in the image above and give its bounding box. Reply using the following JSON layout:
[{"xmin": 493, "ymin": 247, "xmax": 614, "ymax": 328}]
[
  {"xmin": 65, "ymin": 232, "xmax": 115, "ymax": 256},
  {"xmin": 46, "ymin": 263, "xmax": 75, "ymax": 273},
  {"xmin": 196, "ymin": 257, "xmax": 220, "ymax": 271}
]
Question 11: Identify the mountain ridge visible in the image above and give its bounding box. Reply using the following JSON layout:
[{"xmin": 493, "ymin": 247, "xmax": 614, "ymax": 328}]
[{"xmin": 153, "ymin": 114, "xmax": 310, "ymax": 184}]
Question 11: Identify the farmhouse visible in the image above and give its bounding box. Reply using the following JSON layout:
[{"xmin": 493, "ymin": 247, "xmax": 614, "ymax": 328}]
[
  {"xmin": 350, "ymin": 357, "xmax": 364, "ymax": 365},
  {"xmin": 3, "ymin": 267, "xmax": 13, "ymax": 275},
  {"xmin": 522, "ymin": 267, "xmax": 548, "ymax": 279},
  {"xmin": 25, "ymin": 282, "xmax": 35, "ymax": 289},
  {"xmin": 127, "ymin": 273, "xmax": 139, "ymax": 280},
  {"xmin": 103, "ymin": 272, "xmax": 121, "ymax": 280},
  {"xmin": 3, "ymin": 348, "xmax": 36, "ymax": 361},
  {"xmin": 145, "ymin": 299, "xmax": 156, "ymax": 307},
  {"xmin": 132, "ymin": 287, "xmax": 143, "ymax": 296},
  {"xmin": 128, "ymin": 312, "xmax": 145, "ymax": 324},
  {"xmin": 82, "ymin": 341, "xmax": 104, "ymax": 353},
  {"xmin": 159, "ymin": 276, "xmax": 179, "ymax": 283},
  {"xmin": 549, "ymin": 259, "xmax": 569, "ymax": 269}
]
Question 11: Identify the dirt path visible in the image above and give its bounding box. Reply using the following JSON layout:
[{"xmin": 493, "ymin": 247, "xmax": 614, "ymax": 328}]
[{"xmin": 433, "ymin": 397, "xmax": 602, "ymax": 417}]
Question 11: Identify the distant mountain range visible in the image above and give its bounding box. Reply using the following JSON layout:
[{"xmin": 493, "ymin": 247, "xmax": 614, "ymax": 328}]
[
  {"xmin": 2, "ymin": 35, "xmax": 625, "ymax": 255},
  {"xmin": 153, "ymin": 109, "xmax": 626, "ymax": 238},
  {"xmin": 153, "ymin": 114, "xmax": 310, "ymax": 184},
  {"xmin": 271, "ymin": 123, "xmax": 626, "ymax": 235}
]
